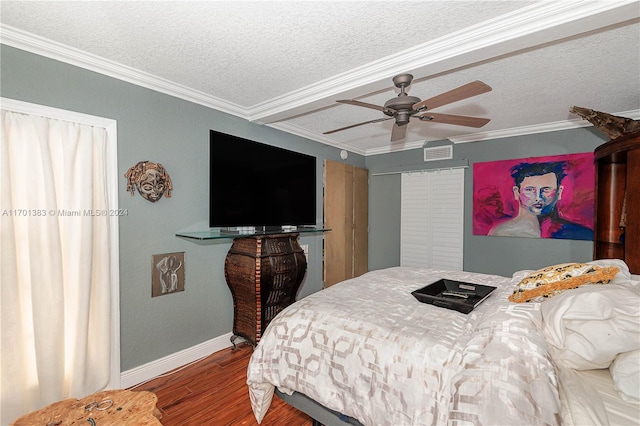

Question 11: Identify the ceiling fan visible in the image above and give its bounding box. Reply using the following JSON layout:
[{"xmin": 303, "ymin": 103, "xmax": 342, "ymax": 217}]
[{"xmin": 324, "ymin": 74, "xmax": 492, "ymax": 142}]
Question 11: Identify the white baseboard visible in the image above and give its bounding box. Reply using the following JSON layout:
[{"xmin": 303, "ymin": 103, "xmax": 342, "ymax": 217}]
[{"xmin": 120, "ymin": 332, "xmax": 233, "ymax": 389}]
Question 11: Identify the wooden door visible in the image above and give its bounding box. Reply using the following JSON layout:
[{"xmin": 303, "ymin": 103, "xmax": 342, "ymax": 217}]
[{"xmin": 324, "ymin": 160, "xmax": 368, "ymax": 287}]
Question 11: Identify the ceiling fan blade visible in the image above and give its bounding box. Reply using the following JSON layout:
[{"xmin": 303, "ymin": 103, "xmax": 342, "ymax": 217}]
[
  {"xmin": 323, "ymin": 117, "xmax": 393, "ymax": 135},
  {"xmin": 412, "ymin": 80, "xmax": 492, "ymax": 111},
  {"xmin": 417, "ymin": 112, "xmax": 490, "ymax": 128},
  {"xmin": 390, "ymin": 123, "xmax": 408, "ymax": 142},
  {"xmin": 336, "ymin": 99, "xmax": 389, "ymax": 112}
]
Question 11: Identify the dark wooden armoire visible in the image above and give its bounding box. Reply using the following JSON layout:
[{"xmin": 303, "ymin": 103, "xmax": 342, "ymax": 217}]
[{"xmin": 593, "ymin": 132, "xmax": 640, "ymax": 274}]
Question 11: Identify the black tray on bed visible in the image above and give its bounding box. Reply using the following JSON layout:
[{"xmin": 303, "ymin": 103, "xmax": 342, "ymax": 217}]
[{"xmin": 411, "ymin": 278, "xmax": 496, "ymax": 314}]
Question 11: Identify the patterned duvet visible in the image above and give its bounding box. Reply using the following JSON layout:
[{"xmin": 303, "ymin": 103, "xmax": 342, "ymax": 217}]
[{"xmin": 247, "ymin": 267, "xmax": 561, "ymax": 425}]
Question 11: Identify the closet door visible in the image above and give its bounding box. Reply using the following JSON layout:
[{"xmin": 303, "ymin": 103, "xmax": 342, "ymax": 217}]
[
  {"xmin": 400, "ymin": 168, "xmax": 464, "ymax": 270},
  {"xmin": 324, "ymin": 160, "xmax": 368, "ymax": 287}
]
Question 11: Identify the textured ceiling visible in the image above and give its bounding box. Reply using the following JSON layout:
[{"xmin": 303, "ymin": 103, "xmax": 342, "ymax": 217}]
[{"xmin": 1, "ymin": 1, "xmax": 639, "ymax": 155}]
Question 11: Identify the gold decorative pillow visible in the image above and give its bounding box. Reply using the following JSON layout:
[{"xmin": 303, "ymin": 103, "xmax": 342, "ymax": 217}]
[{"xmin": 509, "ymin": 262, "xmax": 620, "ymax": 303}]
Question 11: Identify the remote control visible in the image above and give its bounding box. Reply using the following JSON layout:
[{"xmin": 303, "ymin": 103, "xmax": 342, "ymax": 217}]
[{"xmin": 441, "ymin": 291, "xmax": 476, "ymax": 299}]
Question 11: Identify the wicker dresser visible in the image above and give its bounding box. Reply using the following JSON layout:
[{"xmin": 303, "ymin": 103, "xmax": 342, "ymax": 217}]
[{"xmin": 224, "ymin": 233, "xmax": 307, "ymax": 347}]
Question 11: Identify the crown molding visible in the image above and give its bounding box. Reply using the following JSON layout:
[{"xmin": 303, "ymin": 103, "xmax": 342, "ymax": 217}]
[
  {"xmin": 364, "ymin": 139, "xmax": 426, "ymax": 156},
  {"xmin": 269, "ymin": 122, "xmax": 431, "ymax": 156},
  {"xmin": 269, "ymin": 111, "xmax": 640, "ymax": 156},
  {"xmin": 248, "ymin": 0, "xmax": 640, "ymax": 124},
  {"xmin": 449, "ymin": 109, "xmax": 640, "ymax": 144},
  {"xmin": 267, "ymin": 122, "xmax": 368, "ymax": 156},
  {"xmin": 0, "ymin": 25, "xmax": 248, "ymax": 119}
]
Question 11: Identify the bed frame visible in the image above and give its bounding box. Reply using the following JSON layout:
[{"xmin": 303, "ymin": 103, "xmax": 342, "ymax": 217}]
[{"xmin": 274, "ymin": 389, "xmax": 363, "ymax": 426}]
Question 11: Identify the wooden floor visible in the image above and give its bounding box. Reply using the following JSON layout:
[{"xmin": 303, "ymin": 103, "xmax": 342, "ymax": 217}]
[{"xmin": 131, "ymin": 343, "xmax": 313, "ymax": 426}]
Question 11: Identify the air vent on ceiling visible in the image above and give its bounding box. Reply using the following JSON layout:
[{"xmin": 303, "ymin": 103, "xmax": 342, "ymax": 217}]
[{"xmin": 424, "ymin": 145, "xmax": 453, "ymax": 162}]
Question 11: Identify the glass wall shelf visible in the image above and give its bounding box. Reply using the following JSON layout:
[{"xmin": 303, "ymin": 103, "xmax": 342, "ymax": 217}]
[{"xmin": 176, "ymin": 227, "xmax": 329, "ymax": 241}]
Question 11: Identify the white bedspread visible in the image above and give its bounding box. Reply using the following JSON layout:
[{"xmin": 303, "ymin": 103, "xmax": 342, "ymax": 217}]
[{"xmin": 247, "ymin": 267, "xmax": 561, "ymax": 425}]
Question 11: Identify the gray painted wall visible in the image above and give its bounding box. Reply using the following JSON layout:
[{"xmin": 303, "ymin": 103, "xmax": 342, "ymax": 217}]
[
  {"xmin": 366, "ymin": 129, "xmax": 608, "ymax": 277},
  {"xmin": 1, "ymin": 45, "xmax": 365, "ymax": 371},
  {"xmin": 368, "ymin": 172, "xmax": 402, "ymax": 269}
]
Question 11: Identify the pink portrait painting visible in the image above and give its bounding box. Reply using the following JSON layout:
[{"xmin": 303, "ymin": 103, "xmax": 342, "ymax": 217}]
[{"xmin": 473, "ymin": 152, "xmax": 595, "ymax": 240}]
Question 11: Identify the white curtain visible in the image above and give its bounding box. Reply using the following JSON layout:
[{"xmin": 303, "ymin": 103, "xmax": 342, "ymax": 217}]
[{"xmin": 1, "ymin": 109, "xmax": 113, "ymax": 423}]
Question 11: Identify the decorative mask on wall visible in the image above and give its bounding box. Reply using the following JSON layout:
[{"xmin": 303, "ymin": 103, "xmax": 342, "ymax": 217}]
[{"xmin": 125, "ymin": 161, "xmax": 173, "ymax": 202}]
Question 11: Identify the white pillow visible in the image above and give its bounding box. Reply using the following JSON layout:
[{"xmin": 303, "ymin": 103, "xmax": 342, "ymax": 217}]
[
  {"xmin": 541, "ymin": 283, "xmax": 640, "ymax": 370},
  {"xmin": 610, "ymin": 350, "xmax": 640, "ymax": 402}
]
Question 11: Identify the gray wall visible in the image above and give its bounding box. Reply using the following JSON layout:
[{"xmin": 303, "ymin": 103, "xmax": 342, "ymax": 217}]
[
  {"xmin": 368, "ymin": 172, "xmax": 402, "ymax": 269},
  {"xmin": 366, "ymin": 129, "xmax": 608, "ymax": 277},
  {"xmin": 1, "ymin": 45, "xmax": 365, "ymax": 371}
]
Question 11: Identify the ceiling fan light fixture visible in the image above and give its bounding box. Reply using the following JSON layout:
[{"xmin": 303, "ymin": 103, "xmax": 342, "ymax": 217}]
[{"xmin": 396, "ymin": 111, "xmax": 411, "ymax": 126}]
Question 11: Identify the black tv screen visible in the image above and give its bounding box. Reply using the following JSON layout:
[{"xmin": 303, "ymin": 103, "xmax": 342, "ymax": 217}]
[{"xmin": 209, "ymin": 130, "xmax": 316, "ymax": 228}]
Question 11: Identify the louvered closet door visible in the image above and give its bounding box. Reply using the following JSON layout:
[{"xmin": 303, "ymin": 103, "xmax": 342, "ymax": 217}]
[{"xmin": 401, "ymin": 168, "xmax": 464, "ymax": 270}]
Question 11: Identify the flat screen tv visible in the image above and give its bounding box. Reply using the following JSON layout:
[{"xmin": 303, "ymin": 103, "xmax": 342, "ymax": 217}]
[{"xmin": 209, "ymin": 130, "xmax": 316, "ymax": 229}]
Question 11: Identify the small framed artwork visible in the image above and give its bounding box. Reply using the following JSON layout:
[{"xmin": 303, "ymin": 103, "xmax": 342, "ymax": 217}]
[{"xmin": 152, "ymin": 252, "xmax": 185, "ymax": 297}]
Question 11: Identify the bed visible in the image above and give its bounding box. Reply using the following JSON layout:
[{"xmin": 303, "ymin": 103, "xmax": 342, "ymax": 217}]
[{"xmin": 247, "ymin": 260, "xmax": 640, "ymax": 425}]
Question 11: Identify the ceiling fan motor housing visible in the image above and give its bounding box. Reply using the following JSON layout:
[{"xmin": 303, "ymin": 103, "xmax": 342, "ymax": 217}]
[{"xmin": 384, "ymin": 95, "xmax": 421, "ymax": 125}]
